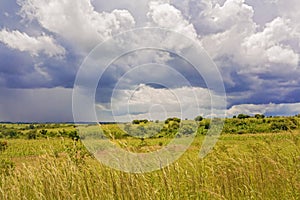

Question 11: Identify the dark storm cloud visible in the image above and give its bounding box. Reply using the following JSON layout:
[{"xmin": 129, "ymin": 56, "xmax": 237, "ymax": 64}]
[
  {"xmin": 0, "ymin": 43, "xmax": 82, "ymax": 89},
  {"xmin": 40, "ymin": 50, "xmax": 82, "ymax": 88},
  {"xmin": 0, "ymin": 88, "xmax": 73, "ymax": 122},
  {"xmin": 166, "ymin": 54, "xmax": 207, "ymax": 88},
  {"xmin": 0, "ymin": 44, "xmax": 35, "ymax": 88}
]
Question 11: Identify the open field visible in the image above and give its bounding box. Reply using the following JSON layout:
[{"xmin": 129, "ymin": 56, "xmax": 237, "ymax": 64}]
[{"xmin": 0, "ymin": 128, "xmax": 299, "ymax": 199}]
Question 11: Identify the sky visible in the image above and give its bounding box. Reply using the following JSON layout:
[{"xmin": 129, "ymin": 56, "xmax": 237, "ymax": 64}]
[{"xmin": 0, "ymin": 0, "xmax": 300, "ymax": 122}]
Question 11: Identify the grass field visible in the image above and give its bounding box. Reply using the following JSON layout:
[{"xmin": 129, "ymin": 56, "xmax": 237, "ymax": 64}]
[{"xmin": 0, "ymin": 130, "xmax": 299, "ymax": 199}]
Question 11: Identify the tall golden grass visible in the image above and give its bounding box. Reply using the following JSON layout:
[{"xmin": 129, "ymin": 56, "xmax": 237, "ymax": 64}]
[{"xmin": 0, "ymin": 133, "xmax": 299, "ymax": 199}]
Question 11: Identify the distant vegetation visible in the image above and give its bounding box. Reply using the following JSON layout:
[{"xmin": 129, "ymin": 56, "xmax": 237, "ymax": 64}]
[
  {"xmin": 223, "ymin": 115, "xmax": 299, "ymax": 134},
  {"xmin": 102, "ymin": 114, "xmax": 300, "ymax": 139},
  {"xmin": 1, "ymin": 114, "xmax": 300, "ymax": 140},
  {"xmin": 0, "ymin": 123, "xmax": 78, "ymax": 140}
]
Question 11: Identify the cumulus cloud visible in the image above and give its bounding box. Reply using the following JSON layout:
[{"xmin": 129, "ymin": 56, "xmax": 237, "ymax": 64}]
[
  {"xmin": 266, "ymin": 45, "xmax": 298, "ymax": 66},
  {"xmin": 227, "ymin": 102, "xmax": 300, "ymax": 117},
  {"xmin": 199, "ymin": 0, "xmax": 257, "ymax": 63},
  {"xmin": 194, "ymin": 0, "xmax": 255, "ymax": 34},
  {"xmin": 17, "ymin": 0, "xmax": 135, "ymax": 52},
  {"xmin": 241, "ymin": 17, "xmax": 299, "ymax": 67},
  {"xmin": 0, "ymin": 29, "xmax": 65, "ymax": 57},
  {"xmin": 194, "ymin": 1, "xmax": 299, "ymax": 69},
  {"xmin": 96, "ymin": 84, "xmax": 226, "ymax": 121},
  {"xmin": 187, "ymin": 0, "xmax": 300, "ymax": 105},
  {"xmin": 147, "ymin": 1, "xmax": 198, "ymax": 41}
]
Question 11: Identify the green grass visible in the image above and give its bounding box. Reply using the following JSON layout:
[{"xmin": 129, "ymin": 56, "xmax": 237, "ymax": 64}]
[{"xmin": 0, "ymin": 132, "xmax": 299, "ymax": 199}]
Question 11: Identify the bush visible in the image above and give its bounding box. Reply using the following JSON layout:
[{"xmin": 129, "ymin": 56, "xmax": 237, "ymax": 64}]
[
  {"xmin": 40, "ymin": 129, "xmax": 48, "ymax": 136},
  {"xmin": 140, "ymin": 119, "xmax": 149, "ymax": 124},
  {"xmin": 132, "ymin": 120, "xmax": 140, "ymax": 124},
  {"xmin": 27, "ymin": 130, "xmax": 37, "ymax": 140},
  {"xmin": 237, "ymin": 114, "xmax": 251, "ymax": 119},
  {"xmin": 255, "ymin": 114, "xmax": 265, "ymax": 119},
  {"xmin": 179, "ymin": 125, "xmax": 195, "ymax": 135},
  {"xmin": 165, "ymin": 117, "xmax": 181, "ymax": 124},
  {"xmin": 132, "ymin": 119, "xmax": 149, "ymax": 124},
  {"xmin": 28, "ymin": 124, "xmax": 35, "ymax": 129},
  {"xmin": 203, "ymin": 121, "xmax": 211, "ymax": 129},
  {"xmin": 68, "ymin": 131, "xmax": 80, "ymax": 141},
  {"xmin": 194, "ymin": 116, "xmax": 203, "ymax": 121},
  {"xmin": 0, "ymin": 141, "xmax": 8, "ymax": 152},
  {"xmin": 2, "ymin": 130, "xmax": 19, "ymax": 138},
  {"xmin": 270, "ymin": 122, "xmax": 288, "ymax": 132}
]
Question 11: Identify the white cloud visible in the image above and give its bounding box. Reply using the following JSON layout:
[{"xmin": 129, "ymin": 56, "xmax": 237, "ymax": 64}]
[
  {"xmin": 198, "ymin": 0, "xmax": 255, "ymax": 33},
  {"xmin": 271, "ymin": 0, "xmax": 300, "ymax": 56},
  {"xmin": 227, "ymin": 104, "xmax": 270, "ymax": 116},
  {"xmin": 227, "ymin": 102, "xmax": 300, "ymax": 116},
  {"xmin": 196, "ymin": 1, "xmax": 300, "ymax": 89},
  {"xmin": 97, "ymin": 84, "xmax": 226, "ymax": 121},
  {"xmin": 241, "ymin": 17, "xmax": 299, "ymax": 67},
  {"xmin": 189, "ymin": 1, "xmax": 299, "ymax": 69},
  {"xmin": 147, "ymin": 1, "xmax": 198, "ymax": 41},
  {"xmin": 17, "ymin": 0, "xmax": 135, "ymax": 52},
  {"xmin": 0, "ymin": 29, "xmax": 65, "ymax": 57},
  {"xmin": 266, "ymin": 45, "xmax": 299, "ymax": 66},
  {"xmin": 200, "ymin": 0, "xmax": 257, "ymax": 61}
]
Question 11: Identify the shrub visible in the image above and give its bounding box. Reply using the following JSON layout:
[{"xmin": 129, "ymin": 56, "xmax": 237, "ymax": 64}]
[
  {"xmin": 40, "ymin": 129, "xmax": 48, "ymax": 136},
  {"xmin": 27, "ymin": 130, "xmax": 37, "ymax": 140},
  {"xmin": 0, "ymin": 141, "xmax": 8, "ymax": 152},
  {"xmin": 2, "ymin": 130, "xmax": 19, "ymax": 138},
  {"xmin": 140, "ymin": 119, "xmax": 149, "ymax": 124},
  {"xmin": 237, "ymin": 114, "xmax": 251, "ymax": 119},
  {"xmin": 165, "ymin": 117, "xmax": 181, "ymax": 124},
  {"xmin": 132, "ymin": 119, "xmax": 149, "ymax": 124},
  {"xmin": 179, "ymin": 125, "xmax": 194, "ymax": 135},
  {"xmin": 132, "ymin": 120, "xmax": 140, "ymax": 124},
  {"xmin": 204, "ymin": 121, "xmax": 211, "ymax": 129},
  {"xmin": 68, "ymin": 131, "xmax": 80, "ymax": 141},
  {"xmin": 255, "ymin": 114, "xmax": 265, "ymax": 119},
  {"xmin": 28, "ymin": 124, "xmax": 35, "ymax": 129},
  {"xmin": 270, "ymin": 122, "xmax": 288, "ymax": 132},
  {"xmin": 194, "ymin": 116, "xmax": 203, "ymax": 121}
]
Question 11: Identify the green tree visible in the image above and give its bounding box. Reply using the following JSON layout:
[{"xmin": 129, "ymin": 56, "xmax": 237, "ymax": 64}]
[
  {"xmin": 165, "ymin": 117, "xmax": 181, "ymax": 124},
  {"xmin": 237, "ymin": 114, "xmax": 251, "ymax": 119},
  {"xmin": 254, "ymin": 114, "xmax": 265, "ymax": 119},
  {"xmin": 194, "ymin": 116, "xmax": 203, "ymax": 121},
  {"xmin": 132, "ymin": 120, "xmax": 140, "ymax": 125}
]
